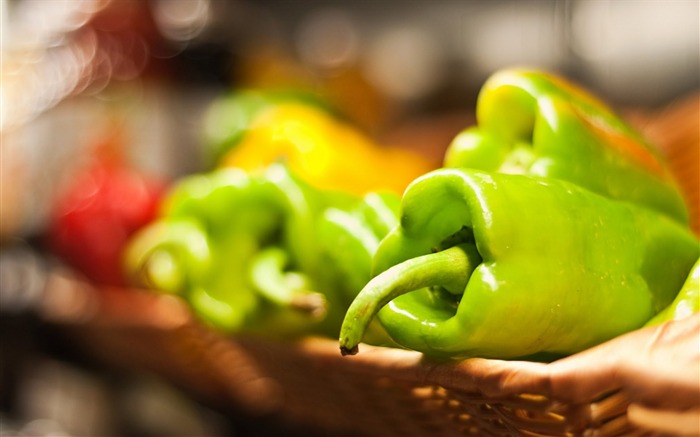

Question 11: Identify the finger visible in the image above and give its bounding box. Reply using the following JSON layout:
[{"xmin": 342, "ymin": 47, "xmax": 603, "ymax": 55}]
[{"xmin": 627, "ymin": 403, "xmax": 700, "ymax": 436}]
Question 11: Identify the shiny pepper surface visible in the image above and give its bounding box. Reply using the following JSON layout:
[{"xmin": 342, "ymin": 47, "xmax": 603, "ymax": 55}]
[
  {"xmin": 339, "ymin": 168, "xmax": 699, "ymax": 360},
  {"xmin": 316, "ymin": 192, "xmax": 402, "ymax": 346},
  {"xmin": 444, "ymin": 69, "xmax": 689, "ymax": 225},
  {"xmin": 646, "ymin": 258, "xmax": 700, "ymax": 327}
]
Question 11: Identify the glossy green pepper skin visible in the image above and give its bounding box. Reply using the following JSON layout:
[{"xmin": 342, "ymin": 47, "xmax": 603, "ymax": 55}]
[
  {"xmin": 125, "ymin": 164, "xmax": 355, "ymax": 337},
  {"xmin": 339, "ymin": 168, "xmax": 700, "ymax": 360},
  {"xmin": 316, "ymin": 192, "xmax": 401, "ymax": 346},
  {"xmin": 646, "ymin": 258, "xmax": 700, "ymax": 327},
  {"xmin": 444, "ymin": 69, "xmax": 689, "ymax": 225}
]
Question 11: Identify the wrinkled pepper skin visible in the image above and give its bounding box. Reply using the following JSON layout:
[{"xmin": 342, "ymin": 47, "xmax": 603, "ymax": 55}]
[
  {"xmin": 646, "ymin": 258, "xmax": 700, "ymax": 327},
  {"xmin": 125, "ymin": 164, "xmax": 355, "ymax": 337},
  {"xmin": 339, "ymin": 168, "xmax": 699, "ymax": 360},
  {"xmin": 444, "ymin": 69, "xmax": 689, "ymax": 224}
]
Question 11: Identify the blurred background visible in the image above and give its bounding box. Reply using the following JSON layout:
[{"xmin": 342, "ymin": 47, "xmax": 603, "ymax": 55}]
[{"xmin": 1, "ymin": 1, "xmax": 698, "ymax": 436}]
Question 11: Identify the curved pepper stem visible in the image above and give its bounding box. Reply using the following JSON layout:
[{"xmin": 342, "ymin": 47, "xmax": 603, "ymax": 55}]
[
  {"xmin": 249, "ymin": 246, "xmax": 327, "ymax": 319},
  {"xmin": 339, "ymin": 243, "xmax": 481, "ymax": 356}
]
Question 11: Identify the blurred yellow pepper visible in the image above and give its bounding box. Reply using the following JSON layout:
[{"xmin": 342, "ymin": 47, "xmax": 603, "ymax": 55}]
[{"xmin": 219, "ymin": 103, "xmax": 434, "ymax": 195}]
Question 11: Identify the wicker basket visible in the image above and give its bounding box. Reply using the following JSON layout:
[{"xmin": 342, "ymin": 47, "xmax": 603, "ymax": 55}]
[
  {"xmin": 53, "ymin": 286, "xmax": 698, "ymax": 437},
  {"xmin": 50, "ymin": 95, "xmax": 698, "ymax": 437}
]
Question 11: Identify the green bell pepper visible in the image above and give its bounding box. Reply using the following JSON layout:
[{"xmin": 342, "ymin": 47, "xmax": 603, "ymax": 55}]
[
  {"xmin": 646, "ymin": 258, "xmax": 700, "ymax": 326},
  {"xmin": 444, "ymin": 69, "xmax": 689, "ymax": 225},
  {"xmin": 316, "ymin": 192, "xmax": 402, "ymax": 346},
  {"xmin": 125, "ymin": 164, "xmax": 355, "ymax": 337},
  {"xmin": 125, "ymin": 162, "xmax": 404, "ymax": 340},
  {"xmin": 339, "ymin": 168, "xmax": 699, "ymax": 360},
  {"xmin": 317, "ymin": 192, "xmax": 401, "ymax": 302}
]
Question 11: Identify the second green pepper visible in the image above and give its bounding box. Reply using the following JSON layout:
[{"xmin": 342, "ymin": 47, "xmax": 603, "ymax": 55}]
[
  {"xmin": 444, "ymin": 69, "xmax": 689, "ymax": 225},
  {"xmin": 125, "ymin": 164, "xmax": 353, "ymax": 337}
]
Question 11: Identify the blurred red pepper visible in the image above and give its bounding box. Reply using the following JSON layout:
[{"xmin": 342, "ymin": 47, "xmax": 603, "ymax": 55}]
[{"xmin": 46, "ymin": 141, "xmax": 166, "ymax": 286}]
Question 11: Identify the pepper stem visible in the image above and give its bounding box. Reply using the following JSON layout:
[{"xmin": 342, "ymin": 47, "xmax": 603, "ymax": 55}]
[
  {"xmin": 339, "ymin": 243, "xmax": 481, "ymax": 356},
  {"xmin": 249, "ymin": 246, "xmax": 327, "ymax": 318}
]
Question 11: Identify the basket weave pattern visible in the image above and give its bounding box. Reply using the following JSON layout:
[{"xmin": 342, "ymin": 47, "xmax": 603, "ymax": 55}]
[{"xmin": 73, "ymin": 306, "xmax": 651, "ymax": 437}]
